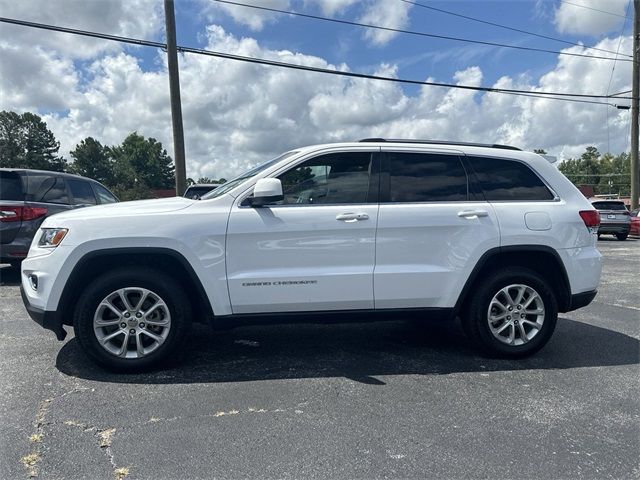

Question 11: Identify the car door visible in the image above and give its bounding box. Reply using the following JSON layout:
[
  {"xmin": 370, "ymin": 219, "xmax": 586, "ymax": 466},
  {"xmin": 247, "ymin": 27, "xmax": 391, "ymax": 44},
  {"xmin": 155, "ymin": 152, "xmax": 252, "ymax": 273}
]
[
  {"xmin": 374, "ymin": 148, "xmax": 500, "ymax": 309},
  {"xmin": 226, "ymin": 149, "xmax": 380, "ymax": 314}
]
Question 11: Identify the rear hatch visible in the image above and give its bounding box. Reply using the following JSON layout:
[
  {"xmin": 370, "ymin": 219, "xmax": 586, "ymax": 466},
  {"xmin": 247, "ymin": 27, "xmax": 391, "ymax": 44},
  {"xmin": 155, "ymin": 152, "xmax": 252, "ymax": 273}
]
[
  {"xmin": 0, "ymin": 171, "xmax": 26, "ymax": 244},
  {"xmin": 592, "ymin": 201, "xmax": 630, "ymax": 224}
]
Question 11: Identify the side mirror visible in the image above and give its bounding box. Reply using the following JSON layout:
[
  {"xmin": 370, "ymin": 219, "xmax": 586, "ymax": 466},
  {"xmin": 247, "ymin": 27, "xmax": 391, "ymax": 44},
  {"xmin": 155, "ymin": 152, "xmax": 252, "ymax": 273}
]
[{"xmin": 250, "ymin": 178, "xmax": 283, "ymax": 207}]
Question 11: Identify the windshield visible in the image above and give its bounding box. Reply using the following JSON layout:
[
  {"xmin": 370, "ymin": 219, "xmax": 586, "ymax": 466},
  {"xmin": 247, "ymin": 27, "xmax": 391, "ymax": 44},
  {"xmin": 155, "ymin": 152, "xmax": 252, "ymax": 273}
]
[{"xmin": 201, "ymin": 151, "xmax": 299, "ymax": 200}]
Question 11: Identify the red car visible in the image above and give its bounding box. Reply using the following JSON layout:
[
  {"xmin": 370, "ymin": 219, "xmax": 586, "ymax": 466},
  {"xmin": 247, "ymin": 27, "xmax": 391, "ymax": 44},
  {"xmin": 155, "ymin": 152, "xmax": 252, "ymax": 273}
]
[{"xmin": 631, "ymin": 209, "xmax": 640, "ymax": 237}]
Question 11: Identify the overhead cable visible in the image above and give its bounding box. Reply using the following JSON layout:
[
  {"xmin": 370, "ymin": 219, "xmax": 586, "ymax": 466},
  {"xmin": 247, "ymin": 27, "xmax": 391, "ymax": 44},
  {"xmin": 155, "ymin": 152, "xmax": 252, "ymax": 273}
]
[
  {"xmin": 0, "ymin": 16, "xmax": 632, "ymax": 106},
  {"xmin": 399, "ymin": 0, "xmax": 633, "ymax": 58},
  {"xmin": 558, "ymin": 0, "xmax": 630, "ymax": 18},
  {"xmin": 212, "ymin": 0, "xmax": 631, "ymax": 63}
]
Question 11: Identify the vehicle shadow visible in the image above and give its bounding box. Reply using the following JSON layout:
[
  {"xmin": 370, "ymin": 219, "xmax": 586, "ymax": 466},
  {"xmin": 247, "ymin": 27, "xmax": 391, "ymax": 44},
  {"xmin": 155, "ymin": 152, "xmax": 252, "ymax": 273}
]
[
  {"xmin": 56, "ymin": 316, "xmax": 639, "ymax": 385},
  {"xmin": 0, "ymin": 264, "xmax": 20, "ymax": 286}
]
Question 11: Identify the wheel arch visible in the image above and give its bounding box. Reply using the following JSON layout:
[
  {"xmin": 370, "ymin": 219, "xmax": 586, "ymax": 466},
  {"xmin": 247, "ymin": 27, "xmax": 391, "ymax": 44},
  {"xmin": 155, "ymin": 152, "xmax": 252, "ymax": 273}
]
[
  {"xmin": 58, "ymin": 247, "xmax": 214, "ymax": 326},
  {"xmin": 454, "ymin": 245, "xmax": 572, "ymax": 316}
]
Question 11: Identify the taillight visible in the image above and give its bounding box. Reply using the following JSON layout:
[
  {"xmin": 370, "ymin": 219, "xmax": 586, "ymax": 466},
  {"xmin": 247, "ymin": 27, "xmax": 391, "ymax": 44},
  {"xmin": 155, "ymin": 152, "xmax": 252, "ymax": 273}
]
[
  {"xmin": 0, "ymin": 206, "xmax": 48, "ymax": 222},
  {"xmin": 579, "ymin": 210, "xmax": 600, "ymax": 228},
  {"xmin": 22, "ymin": 207, "xmax": 48, "ymax": 221}
]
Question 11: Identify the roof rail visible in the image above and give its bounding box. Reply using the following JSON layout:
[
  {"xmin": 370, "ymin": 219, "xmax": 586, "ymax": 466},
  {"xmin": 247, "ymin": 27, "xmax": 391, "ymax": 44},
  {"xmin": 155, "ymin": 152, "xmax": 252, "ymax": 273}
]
[{"xmin": 358, "ymin": 138, "xmax": 521, "ymax": 151}]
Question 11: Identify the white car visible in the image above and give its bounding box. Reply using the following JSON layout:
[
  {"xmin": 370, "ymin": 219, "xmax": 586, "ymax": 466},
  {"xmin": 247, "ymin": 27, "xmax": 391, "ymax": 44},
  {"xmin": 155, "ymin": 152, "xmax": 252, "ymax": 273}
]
[{"xmin": 21, "ymin": 139, "xmax": 602, "ymax": 371}]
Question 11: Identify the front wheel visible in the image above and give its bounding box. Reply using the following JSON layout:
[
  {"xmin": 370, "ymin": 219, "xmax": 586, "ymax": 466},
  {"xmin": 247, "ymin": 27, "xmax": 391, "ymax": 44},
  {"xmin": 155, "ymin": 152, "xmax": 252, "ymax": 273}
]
[
  {"xmin": 73, "ymin": 268, "xmax": 192, "ymax": 371},
  {"xmin": 462, "ymin": 268, "xmax": 558, "ymax": 358}
]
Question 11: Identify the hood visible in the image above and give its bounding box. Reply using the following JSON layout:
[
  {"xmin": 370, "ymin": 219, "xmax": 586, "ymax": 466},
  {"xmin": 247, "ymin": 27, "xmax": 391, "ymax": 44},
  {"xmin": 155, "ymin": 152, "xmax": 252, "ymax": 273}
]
[{"xmin": 45, "ymin": 196, "xmax": 194, "ymax": 223}]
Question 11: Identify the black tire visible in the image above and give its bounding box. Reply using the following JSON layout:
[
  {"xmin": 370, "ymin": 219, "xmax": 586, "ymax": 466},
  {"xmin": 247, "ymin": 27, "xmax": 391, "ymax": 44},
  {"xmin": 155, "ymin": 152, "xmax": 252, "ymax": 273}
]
[
  {"xmin": 9, "ymin": 260, "xmax": 21, "ymax": 271},
  {"xmin": 616, "ymin": 233, "xmax": 628, "ymax": 241},
  {"xmin": 73, "ymin": 267, "xmax": 192, "ymax": 371},
  {"xmin": 461, "ymin": 267, "xmax": 558, "ymax": 358}
]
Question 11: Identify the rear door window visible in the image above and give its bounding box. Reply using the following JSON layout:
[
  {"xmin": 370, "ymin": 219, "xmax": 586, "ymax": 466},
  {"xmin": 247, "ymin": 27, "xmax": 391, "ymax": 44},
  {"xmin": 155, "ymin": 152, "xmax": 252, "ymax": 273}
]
[
  {"xmin": 467, "ymin": 156, "xmax": 554, "ymax": 201},
  {"xmin": 67, "ymin": 179, "xmax": 97, "ymax": 205},
  {"xmin": 38, "ymin": 177, "xmax": 70, "ymax": 204},
  {"xmin": 384, "ymin": 152, "xmax": 468, "ymax": 202},
  {"xmin": 0, "ymin": 172, "xmax": 24, "ymax": 200}
]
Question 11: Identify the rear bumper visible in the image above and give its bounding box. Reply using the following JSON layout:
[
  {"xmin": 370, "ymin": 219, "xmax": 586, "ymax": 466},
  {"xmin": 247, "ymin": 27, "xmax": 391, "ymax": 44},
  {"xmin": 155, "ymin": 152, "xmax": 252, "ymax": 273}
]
[
  {"xmin": 598, "ymin": 223, "xmax": 630, "ymax": 234},
  {"xmin": 566, "ymin": 290, "xmax": 597, "ymax": 312},
  {"xmin": 0, "ymin": 243, "xmax": 30, "ymax": 263},
  {"xmin": 20, "ymin": 285, "xmax": 67, "ymax": 340}
]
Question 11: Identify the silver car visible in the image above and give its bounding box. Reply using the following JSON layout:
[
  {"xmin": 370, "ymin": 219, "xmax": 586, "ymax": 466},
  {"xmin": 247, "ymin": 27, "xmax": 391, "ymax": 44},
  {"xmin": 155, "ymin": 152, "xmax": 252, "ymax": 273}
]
[{"xmin": 591, "ymin": 199, "xmax": 631, "ymax": 241}]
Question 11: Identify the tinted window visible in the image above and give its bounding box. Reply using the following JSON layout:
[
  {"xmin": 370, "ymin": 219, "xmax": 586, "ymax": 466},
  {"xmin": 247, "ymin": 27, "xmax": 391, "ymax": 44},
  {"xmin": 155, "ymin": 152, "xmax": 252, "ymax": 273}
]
[
  {"xmin": 278, "ymin": 152, "xmax": 373, "ymax": 205},
  {"xmin": 0, "ymin": 172, "xmax": 24, "ymax": 200},
  {"xmin": 93, "ymin": 184, "xmax": 118, "ymax": 204},
  {"xmin": 68, "ymin": 179, "xmax": 97, "ymax": 205},
  {"xmin": 469, "ymin": 156, "xmax": 554, "ymax": 201},
  {"xmin": 592, "ymin": 201, "xmax": 627, "ymax": 211},
  {"xmin": 387, "ymin": 152, "xmax": 467, "ymax": 202},
  {"xmin": 39, "ymin": 177, "xmax": 69, "ymax": 204}
]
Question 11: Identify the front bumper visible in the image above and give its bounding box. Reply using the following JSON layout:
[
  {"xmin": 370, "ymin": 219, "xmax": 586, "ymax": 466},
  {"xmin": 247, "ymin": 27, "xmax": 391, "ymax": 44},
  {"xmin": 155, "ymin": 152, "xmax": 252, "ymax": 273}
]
[{"xmin": 20, "ymin": 285, "xmax": 67, "ymax": 340}]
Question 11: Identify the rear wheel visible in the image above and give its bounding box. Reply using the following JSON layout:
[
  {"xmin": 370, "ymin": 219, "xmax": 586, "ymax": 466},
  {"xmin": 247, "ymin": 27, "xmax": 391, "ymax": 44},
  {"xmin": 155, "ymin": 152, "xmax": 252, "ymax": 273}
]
[
  {"xmin": 73, "ymin": 268, "xmax": 192, "ymax": 371},
  {"xmin": 616, "ymin": 233, "xmax": 628, "ymax": 241},
  {"xmin": 462, "ymin": 268, "xmax": 557, "ymax": 358}
]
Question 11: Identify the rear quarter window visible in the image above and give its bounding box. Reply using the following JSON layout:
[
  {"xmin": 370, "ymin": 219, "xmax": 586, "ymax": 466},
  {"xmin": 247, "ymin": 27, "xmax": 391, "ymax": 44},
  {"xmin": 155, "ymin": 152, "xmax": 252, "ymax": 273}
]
[
  {"xmin": 67, "ymin": 179, "xmax": 97, "ymax": 205},
  {"xmin": 467, "ymin": 156, "xmax": 554, "ymax": 201},
  {"xmin": 0, "ymin": 172, "xmax": 24, "ymax": 200}
]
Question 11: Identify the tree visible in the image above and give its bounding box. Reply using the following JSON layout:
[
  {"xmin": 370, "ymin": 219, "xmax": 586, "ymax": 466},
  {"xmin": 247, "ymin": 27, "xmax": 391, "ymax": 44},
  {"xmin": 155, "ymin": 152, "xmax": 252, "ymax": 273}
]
[
  {"xmin": 0, "ymin": 111, "xmax": 66, "ymax": 171},
  {"xmin": 533, "ymin": 149, "xmax": 547, "ymax": 155},
  {"xmin": 558, "ymin": 146, "xmax": 631, "ymax": 196},
  {"xmin": 109, "ymin": 132, "xmax": 175, "ymax": 190},
  {"xmin": 68, "ymin": 137, "xmax": 114, "ymax": 185}
]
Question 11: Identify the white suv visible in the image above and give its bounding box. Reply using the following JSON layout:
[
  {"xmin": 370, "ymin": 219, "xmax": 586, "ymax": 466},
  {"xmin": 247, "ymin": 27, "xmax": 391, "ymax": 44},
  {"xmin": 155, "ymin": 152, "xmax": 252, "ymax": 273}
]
[{"xmin": 20, "ymin": 140, "xmax": 602, "ymax": 371}]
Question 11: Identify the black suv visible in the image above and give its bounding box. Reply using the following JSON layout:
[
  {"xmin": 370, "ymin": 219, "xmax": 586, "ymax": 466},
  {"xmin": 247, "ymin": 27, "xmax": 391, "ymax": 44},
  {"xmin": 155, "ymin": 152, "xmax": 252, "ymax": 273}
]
[{"xmin": 0, "ymin": 169, "xmax": 118, "ymax": 267}]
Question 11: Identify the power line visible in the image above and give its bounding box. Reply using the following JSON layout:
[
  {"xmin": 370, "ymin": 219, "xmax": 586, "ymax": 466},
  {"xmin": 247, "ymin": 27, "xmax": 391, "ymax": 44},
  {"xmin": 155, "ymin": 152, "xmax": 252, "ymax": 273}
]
[
  {"xmin": 212, "ymin": 0, "xmax": 631, "ymax": 63},
  {"xmin": 558, "ymin": 0, "xmax": 630, "ymax": 18},
  {"xmin": 399, "ymin": 0, "xmax": 633, "ymax": 58},
  {"xmin": 0, "ymin": 16, "xmax": 633, "ymax": 105},
  {"xmin": 605, "ymin": 1, "xmax": 632, "ymax": 153}
]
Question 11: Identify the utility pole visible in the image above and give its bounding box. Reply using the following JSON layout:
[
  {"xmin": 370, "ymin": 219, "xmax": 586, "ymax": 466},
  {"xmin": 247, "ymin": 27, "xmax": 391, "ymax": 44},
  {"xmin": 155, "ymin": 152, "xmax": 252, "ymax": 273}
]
[
  {"xmin": 631, "ymin": 0, "xmax": 639, "ymax": 209},
  {"xmin": 164, "ymin": 0, "xmax": 187, "ymax": 196}
]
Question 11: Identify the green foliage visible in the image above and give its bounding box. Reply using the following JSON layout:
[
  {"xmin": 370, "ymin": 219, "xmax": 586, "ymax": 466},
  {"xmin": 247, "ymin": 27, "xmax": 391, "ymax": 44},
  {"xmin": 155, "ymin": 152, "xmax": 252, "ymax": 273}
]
[
  {"xmin": 74, "ymin": 132, "xmax": 176, "ymax": 201},
  {"xmin": 558, "ymin": 146, "xmax": 631, "ymax": 196},
  {"xmin": 68, "ymin": 137, "xmax": 114, "ymax": 185},
  {"xmin": 108, "ymin": 132, "xmax": 175, "ymax": 190},
  {"xmin": 0, "ymin": 111, "xmax": 66, "ymax": 171}
]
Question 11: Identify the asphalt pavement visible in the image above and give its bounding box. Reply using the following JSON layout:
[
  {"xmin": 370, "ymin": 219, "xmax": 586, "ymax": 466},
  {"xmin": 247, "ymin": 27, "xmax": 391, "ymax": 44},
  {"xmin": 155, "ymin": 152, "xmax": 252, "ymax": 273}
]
[{"xmin": 1, "ymin": 238, "xmax": 638, "ymax": 479}]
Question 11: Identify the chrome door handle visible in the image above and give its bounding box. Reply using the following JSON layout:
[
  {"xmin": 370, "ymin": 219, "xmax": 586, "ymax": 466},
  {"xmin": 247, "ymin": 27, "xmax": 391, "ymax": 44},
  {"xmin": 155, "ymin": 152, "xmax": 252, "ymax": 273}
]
[
  {"xmin": 458, "ymin": 209, "xmax": 488, "ymax": 218},
  {"xmin": 336, "ymin": 212, "xmax": 369, "ymax": 222}
]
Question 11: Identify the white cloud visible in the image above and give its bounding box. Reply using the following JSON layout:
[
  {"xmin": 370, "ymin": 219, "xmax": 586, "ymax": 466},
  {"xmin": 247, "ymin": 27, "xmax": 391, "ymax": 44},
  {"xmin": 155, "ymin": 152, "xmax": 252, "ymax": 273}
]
[
  {"xmin": 358, "ymin": 0, "xmax": 412, "ymax": 46},
  {"xmin": 306, "ymin": 0, "xmax": 358, "ymax": 16},
  {"xmin": 0, "ymin": 24, "xmax": 633, "ymax": 180},
  {"xmin": 554, "ymin": 0, "xmax": 628, "ymax": 36},
  {"xmin": 200, "ymin": 0, "xmax": 291, "ymax": 31},
  {"xmin": 0, "ymin": 0, "xmax": 162, "ymax": 59}
]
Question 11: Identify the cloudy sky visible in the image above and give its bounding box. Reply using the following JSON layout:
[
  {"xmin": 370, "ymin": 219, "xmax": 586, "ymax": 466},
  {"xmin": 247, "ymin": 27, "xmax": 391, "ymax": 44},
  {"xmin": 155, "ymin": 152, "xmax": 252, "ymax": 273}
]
[{"xmin": 0, "ymin": 0, "xmax": 634, "ymax": 179}]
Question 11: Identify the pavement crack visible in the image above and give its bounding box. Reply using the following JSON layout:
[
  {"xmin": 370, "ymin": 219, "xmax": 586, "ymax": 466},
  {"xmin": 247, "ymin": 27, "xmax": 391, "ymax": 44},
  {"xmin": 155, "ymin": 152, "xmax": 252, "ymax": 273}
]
[
  {"xmin": 21, "ymin": 398, "xmax": 52, "ymax": 478},
  {"xmin": 63, "ymin": 422, "xmax": 130, "ymax": 479}
]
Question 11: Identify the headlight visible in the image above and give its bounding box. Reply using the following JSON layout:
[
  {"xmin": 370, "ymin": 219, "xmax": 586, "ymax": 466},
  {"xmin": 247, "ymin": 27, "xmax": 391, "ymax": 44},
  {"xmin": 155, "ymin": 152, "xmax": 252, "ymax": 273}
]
[{"xmin": 38, "ymin": 228, "xmax": 68, "ymax": 248}]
